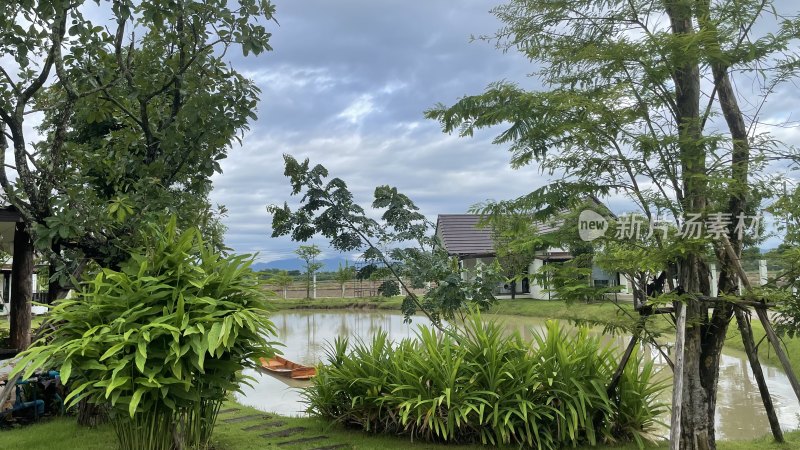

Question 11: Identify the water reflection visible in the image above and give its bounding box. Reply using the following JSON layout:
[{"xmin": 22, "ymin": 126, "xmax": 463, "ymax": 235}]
[{"xmin": 234, "ymin": 310, "xmax": 800, "ymax": 440}]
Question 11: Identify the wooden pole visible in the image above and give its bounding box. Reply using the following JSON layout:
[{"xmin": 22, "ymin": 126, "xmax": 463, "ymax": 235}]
[
  {"xmin": 734, "ymin": 308, "xmax": 784, "ymax": 441},
  {"xmin": 720, "ymin": 235, "xmax": 800, "ymax": 403},
  {"xmin": 669, "ymin": 300, "xmax": 687, "ymax": 450},
  {"xmin": 754, "ymin": 307, "xmax": 800, "ymax": 403},
  {"xmin": 607, "ymin": 333, "xmax": 639, "ymax": 397}
]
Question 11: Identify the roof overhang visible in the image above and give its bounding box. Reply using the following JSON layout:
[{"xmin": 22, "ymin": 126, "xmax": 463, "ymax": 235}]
[
  {"xmin": 535, "ymin": 252, "xmax": 573, "ymax": 261},
  {"xmin": 453, "ymin": 252, "xmax": 496, "ymax": 260},
  {"xmin": 0, "ymin": 206, "xmax": 25, "ymax": 255}
]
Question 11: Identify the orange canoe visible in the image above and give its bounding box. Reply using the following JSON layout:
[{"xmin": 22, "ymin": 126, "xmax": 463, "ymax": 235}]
[{"xmin": 259, "ymin": 355, "xmax": 316, "ymax": 380}]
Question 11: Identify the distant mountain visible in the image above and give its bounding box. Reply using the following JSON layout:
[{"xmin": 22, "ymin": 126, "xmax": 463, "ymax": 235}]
[{"xmin": 252, "ymin": 256, "xmax": 353, "ymax": 272}]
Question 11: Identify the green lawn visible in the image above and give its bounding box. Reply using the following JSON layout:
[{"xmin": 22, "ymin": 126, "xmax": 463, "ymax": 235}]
[
  {"xmin": 263, "ymin": 295, "xmax": 404, "ymax": 312},
  {"xmin": 2, "ymin": 401, "xmax": 798, "ymax": 450}
]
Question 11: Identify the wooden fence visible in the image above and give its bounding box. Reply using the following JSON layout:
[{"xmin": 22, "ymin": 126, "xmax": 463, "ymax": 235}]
[{"xmin": 262, "ymin": 279, "xmax": 425, "ymax": 299}]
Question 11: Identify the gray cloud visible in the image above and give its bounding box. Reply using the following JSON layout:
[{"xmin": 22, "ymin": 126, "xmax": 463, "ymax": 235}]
[
  {"xmin": 212, "ymin": 0, "xmax": 800, "ymax": 261},
  {"xmin": 212, "ymin": 0, "xmax": 547, "ymax": 261}
]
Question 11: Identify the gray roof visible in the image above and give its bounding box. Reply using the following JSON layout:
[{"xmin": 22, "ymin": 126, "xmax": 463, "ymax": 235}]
[
  {"xmin": 435, "ymin": 214, "xmax": 563, "ymax": 257},
  {"xmin": 436, "ymin": 197, "xmax": 612, "ymax": 258},
  {"xmin": 436, "ymin": 215, "xmax": 495, "ymax": 257}
]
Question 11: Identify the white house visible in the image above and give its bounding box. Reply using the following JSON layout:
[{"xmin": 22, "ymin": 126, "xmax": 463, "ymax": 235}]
[{"xmin": 434, "ymin": 213, "xmax": 619, "ymax": 299}]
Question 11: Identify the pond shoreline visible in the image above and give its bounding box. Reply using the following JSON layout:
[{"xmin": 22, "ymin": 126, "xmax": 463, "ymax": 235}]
[
  {"xmin": 242, "ymin": 308, "xmax": 799, "ymax": 442},
  {"xmin": 266, "ymin": 296, "xmax": 800, "ymax": 373},
  {"xmin": 2, "ymin": 300, "xmax": 798, "ymax": 448}
]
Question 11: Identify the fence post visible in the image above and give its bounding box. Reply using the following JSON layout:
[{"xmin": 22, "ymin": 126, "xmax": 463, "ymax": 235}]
[
  {"xmin": 709, "ymin": 263, "xmax": 718, "ymax": 297},
  {"xmin": 669, "ymin": 301, "xmax": 686, "ymax": 450}
]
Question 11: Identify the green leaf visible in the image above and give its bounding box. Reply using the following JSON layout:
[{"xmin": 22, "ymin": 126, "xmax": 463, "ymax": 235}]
[
  {"xmin": 135, "ymin": 348, "xmax": 147, "ymax": 373},
  {"xmin": 60, "ymin": 358, "xmax": 72, "ymax": 384},
  {"xmin": 64, "ymin": 381, "xmax": 93, "ymax": 407},
  {"xmin": 105, "ymin": 376, "xmax": 130, "ymax": 398},
  {"xmin": 207, "ymin": 322, "xmax": 222, "ymax": 354},
  {"xmin": 129, "ymin": 388, "xmax": 145, "ymax": 417},
  {"xmin": 100, "ymin": 343, "xmax": 125, "ymax": 361}
]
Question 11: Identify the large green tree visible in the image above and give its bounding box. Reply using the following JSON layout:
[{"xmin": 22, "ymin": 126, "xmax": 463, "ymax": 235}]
[
  {"xmin": 426, "ymin": 1, "xmax": 800, "ymax": 448},
  {"xmin": 0, "ymin": 0, "xmax": 275, "ymax": 349}
]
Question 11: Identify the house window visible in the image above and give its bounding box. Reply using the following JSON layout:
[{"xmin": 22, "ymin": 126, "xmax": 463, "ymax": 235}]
[{"xmin": 594, "ymin": 279, "xmax": 610, "ymax": 288}]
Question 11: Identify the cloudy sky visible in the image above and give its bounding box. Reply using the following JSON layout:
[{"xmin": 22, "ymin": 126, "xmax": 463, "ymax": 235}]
[
  {"xmin": 210, "ymin": 0, "xmax": 549, "ymax": 262},
  {"xmin": 210, "ymin": 0, "xmax": 798, "ymax": 262}
]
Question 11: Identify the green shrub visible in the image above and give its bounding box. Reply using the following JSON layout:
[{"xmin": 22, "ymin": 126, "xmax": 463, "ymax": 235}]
[
  {"xmin": 377, "ymin": 280, "xmax": 400, "ymax": 297},
  {"xmin": 304, "ymin": 314, "xmax": 665, "ymax": 449},
  {"xmin": 14, "ymin": 218, "xmax": 280, "ymax": 450}
]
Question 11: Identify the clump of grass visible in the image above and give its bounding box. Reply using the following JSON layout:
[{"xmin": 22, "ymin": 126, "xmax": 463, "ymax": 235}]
[{"xmin": 304, "ymin": 313, "xmax": 666, "ymax": 449}]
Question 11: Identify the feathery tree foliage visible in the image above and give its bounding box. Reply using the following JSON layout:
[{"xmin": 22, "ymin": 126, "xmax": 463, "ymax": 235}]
[
  {"xmin": 267, "ymin": 270, "xmax": 294, "ymax": 299},
  {"xmin": 269, "ymin": 155, "xmax": 502, "ymax": 328},
  {"xmin": 483, "ymin": 212, "xmax": 542, "ymax": 299},
  {"xmin": 334, "ymin": 262, "xmax": 355, "ymax": 297},
  {"xmin": 426, "ymin": 0, "xmax": 800, "ymax": 447}
]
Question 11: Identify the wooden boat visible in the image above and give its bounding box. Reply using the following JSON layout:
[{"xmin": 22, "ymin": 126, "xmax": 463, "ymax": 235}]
[{"xmin": 259, "ymin": 355, "xmax": 316, "ymax": 380}]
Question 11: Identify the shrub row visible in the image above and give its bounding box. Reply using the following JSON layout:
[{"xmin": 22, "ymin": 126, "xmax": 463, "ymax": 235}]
[{"xmin": 305, "ymin": 315, "xmax": 666, "ymax": 449}]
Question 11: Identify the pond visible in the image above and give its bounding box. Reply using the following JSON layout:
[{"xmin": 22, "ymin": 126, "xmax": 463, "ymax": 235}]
[{"xmin": 234, "ymin": 309, "xmax": 800, "ymax": 441}]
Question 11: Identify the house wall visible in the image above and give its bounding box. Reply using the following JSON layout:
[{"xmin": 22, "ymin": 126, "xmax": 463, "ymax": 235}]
[
  {"xmin": 529, "ymin": 259, "xmax": 545, "ymax": 299},
  {"xmin": 459, "ymin": 253, "xmax": 619, "ymax": 300},
  {"xmin": 460, "ymin": 257, "xmax": 495, "ymax": 270},
  {"xmin": 591, "ymin": 265, "xmax": 616, "ymax": 287},
  {"xmin": 0, "ymin": 267, "xmax": 46, "ymax": 316}
]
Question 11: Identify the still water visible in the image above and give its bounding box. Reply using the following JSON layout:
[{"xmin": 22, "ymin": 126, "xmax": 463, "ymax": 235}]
[{"xmin": 234, "ymin": 310, "xmax": 800, "ymax": 441}]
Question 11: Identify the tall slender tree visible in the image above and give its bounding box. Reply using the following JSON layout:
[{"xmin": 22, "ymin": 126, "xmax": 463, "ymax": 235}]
[
  {"xmin": 268, "ymin": 270, "xmax": 294, "ymax": 299},
  {"xmin": 426, "ymin": 1, "xmax": 800, "ymax": 447},
  {"xmin": 334, "ymin": 262, "xmax": 355, "ymax": 298},
  {"xmin": 295, "ymin": 244, "xmax": 323, "ymax": 299}
]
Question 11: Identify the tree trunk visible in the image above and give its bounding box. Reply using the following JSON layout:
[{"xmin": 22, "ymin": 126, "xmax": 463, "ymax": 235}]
[
  {"xmin": 678, "ymin": 258, "xmax": 728, "ymax": 450},
  {"xmin": 46, "ymin": 269, "xmax": 61, "ymax": 304},
  {"xmin": 632, "ymin": 272, "xmax": 646, "ymax": 310},
  {"xmin": 664, "ymin": 1, "xmax": 732, "ymax": 447},
  {"xmin": 9, "ymin": 221, "xmax": 33, "ymax": 351}
]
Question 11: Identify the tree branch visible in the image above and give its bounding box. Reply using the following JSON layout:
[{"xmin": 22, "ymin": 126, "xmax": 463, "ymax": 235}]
[{"xmin": 0, "ymin": 66, "xmax": 20, "ymax": 97}]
